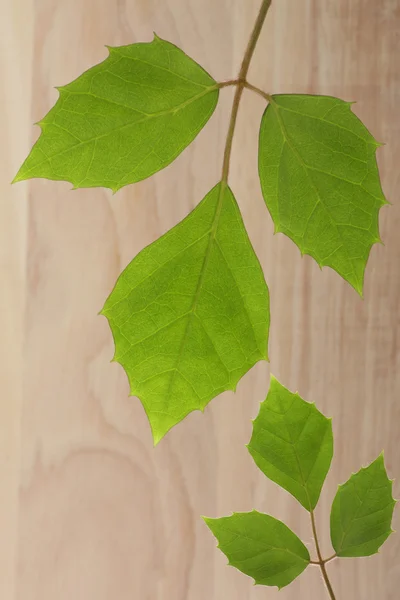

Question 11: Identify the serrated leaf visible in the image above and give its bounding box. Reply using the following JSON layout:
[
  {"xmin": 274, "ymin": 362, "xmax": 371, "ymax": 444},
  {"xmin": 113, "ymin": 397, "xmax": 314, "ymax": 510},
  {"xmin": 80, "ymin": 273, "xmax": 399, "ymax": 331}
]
[
  {"xmin": 101, "ymin": 182, "xmax": 270, "ymax": 444},
  {"xmin": 13, "ymin": 35, "xmax": 219, "ymax": 192},
  {"xmin": 258, "ymin": 94, "xmax": 388, "ymax": 294},
  {"xmin": 203, "ymin": 510, "xmax": 310, "ymax": 589},
  {"xmin": 330, "ymin": 453, "xmax": 396, "ymax": 557},
  {"xmin": 247, "ymin": 375, "xmax": 333, "ymax": 511}
]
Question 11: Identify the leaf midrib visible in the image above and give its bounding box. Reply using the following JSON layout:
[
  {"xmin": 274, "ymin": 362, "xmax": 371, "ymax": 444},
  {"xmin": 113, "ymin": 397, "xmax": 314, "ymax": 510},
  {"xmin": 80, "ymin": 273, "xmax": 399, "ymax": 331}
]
[
  {"xmin": 271, "ymin": 397, "xmax": 327, "ymax": 511},
  {"xmin": 269, "ymin": 100, "xmax": 359, "ymax": 287},
  {"xmin": 164, "ymin": 182, "xmax": 231, "ymax": 405},
  {"xmin": 216, "ymin": 522, "xmax": 309, "ymax": 563},
  {"xmin": 336, "ymin": 474, "xmax": 391, "ymax": 553},
  {"xmin": 109, "ymin": 187, "xmax": 262, "ymax": 391},
  {"xmin": 17, "ymin": 84, "xmax": 218, "ymax": 180}
]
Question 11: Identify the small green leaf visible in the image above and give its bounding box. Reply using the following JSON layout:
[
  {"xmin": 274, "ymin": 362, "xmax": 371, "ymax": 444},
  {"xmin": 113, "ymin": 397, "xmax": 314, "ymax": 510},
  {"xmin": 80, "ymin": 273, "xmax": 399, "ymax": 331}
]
[
  {"xmin": 203, "ymin": 510, "xmax": 310, "ymax": 589},
  {"xmin": 258, "ymin": 94, "xmax": 388, "ymax": 295},
  {"xmin": 247, "ymin": 375, "xmax": 333, "ymax": 511},
  {"xmin": 101, "ymin": 182, "xmax": 270, "ymax": 444},
  {"xmin": 13, "ymin": 35, "xmax": 219, "ymax": 192},
  {"xmin": 330, "ymin": 453, "xmax": 396, "ymax": 557}
]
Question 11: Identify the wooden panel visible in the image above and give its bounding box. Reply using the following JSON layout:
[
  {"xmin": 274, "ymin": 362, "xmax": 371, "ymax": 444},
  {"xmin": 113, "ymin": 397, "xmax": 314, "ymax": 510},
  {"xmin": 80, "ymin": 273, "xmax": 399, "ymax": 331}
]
[{"xmin": 1, "ymin": 1, "xmax": 399, "ymax": 598}]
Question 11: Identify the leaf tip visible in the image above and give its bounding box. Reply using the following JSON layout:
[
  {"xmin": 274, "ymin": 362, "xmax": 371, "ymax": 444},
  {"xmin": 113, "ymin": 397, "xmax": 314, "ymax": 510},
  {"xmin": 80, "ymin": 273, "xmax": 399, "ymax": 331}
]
[
  {"xmin": 269, "ymin": 373, "xmax": 279, "ymax": 384},
  {"xmin": 11, "ymin": 173, "xmax": 23, "ymax": 185},
  {"xmin": 152, "ymin": 32, "xmax": 162, "ymax": 42},
  {"xmin": 353, "ymin": 280, "xmax": 364, "ymax": 299},
  {"xmin": 152, "ymin": 431, "xmax": 163, "ymax": 447}
]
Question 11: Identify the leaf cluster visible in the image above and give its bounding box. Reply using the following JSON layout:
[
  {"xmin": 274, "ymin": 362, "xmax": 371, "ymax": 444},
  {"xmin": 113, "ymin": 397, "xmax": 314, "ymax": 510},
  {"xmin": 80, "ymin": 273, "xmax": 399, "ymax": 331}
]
[
  {"xmin": 12, "ymin": 35, "xmax": 388, "ymax": 444},
  {"xmin": 203, "ymin": 377, "xmax": 396, "ymax": 590}
]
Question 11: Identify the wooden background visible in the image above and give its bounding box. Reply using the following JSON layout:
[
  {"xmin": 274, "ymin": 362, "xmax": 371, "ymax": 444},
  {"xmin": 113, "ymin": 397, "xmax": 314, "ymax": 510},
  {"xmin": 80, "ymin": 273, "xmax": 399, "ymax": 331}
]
[{"xmin": 1, "ymin": 0, "xmax": 399, "ymax": 598}]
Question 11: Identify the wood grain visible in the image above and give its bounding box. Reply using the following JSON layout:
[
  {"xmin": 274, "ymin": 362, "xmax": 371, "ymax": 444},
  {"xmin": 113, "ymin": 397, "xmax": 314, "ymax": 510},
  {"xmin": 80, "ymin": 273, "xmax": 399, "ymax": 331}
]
[{"xmin": 1, "ymin": 1, "xmax": 399, "ymax": 598}]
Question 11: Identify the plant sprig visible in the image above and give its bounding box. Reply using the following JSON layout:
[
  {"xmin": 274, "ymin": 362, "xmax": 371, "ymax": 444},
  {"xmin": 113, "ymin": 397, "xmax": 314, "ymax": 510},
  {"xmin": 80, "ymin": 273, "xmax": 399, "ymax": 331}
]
[
  {"xmin": 12, "ymin": 0, "xmax": 387, "ymax": 445},
  {"xmin": 204, "ymin": 376, "xmax": 396, "ymax": 598},
  {"xmin": 10, "ymin": 0, "xmax": 395, "ymax": 596}
]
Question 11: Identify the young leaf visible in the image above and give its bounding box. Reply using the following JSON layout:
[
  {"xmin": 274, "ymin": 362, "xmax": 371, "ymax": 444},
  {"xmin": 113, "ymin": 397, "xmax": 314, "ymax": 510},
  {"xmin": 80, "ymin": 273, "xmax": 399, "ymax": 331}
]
[
  {"xmin": 101, "ymin": 182, "xmax": 270, "ymax": 444},
  {"xmin": 203, "ymin": 510, "xmax": 310, "ymax": 589},
  {"xmin": 13, "ymin": 35, "xmax": 219, "ymax": 192},
  {"xmin": 258, "ymin": 94, "xmax": 388, "ymax": 295},
  {"xmin": 247, "ymin": 375, "xmax": 333, "ymax": 511},
  {"xmin": 330, "ymin": 453, "xmax": 396, "ymax": 557}
]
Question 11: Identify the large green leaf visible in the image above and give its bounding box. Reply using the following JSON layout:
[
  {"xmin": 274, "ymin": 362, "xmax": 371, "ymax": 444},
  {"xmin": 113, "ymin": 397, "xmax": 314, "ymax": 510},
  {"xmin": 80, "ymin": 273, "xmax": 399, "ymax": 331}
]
[
  {"xmin": 258, "ymin": 94, "xmax": 388, "ymax": 295},
  {"xmin": 13, "ymin": 35, "xmax": 219, "ymax": 192},
  {"xmin": 330, "ymin": 453, "xmax": 396, "ymax": 557},
  {"xmin": 203, "ymin": 510, "xmax": 310, "ymax": 589},
  {"xmin": 247, "ymin": 375, "xmax": 333, "ymax": 511},
  {"xmin": 101, "ymin": 182, "xmax": 270, "ymax": 444}
]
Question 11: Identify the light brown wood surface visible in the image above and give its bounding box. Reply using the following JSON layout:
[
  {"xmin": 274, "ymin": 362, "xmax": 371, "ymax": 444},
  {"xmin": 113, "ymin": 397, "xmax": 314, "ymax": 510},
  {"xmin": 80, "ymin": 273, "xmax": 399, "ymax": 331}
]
[{"xmin": 1, "ymin": 1, "xmax": 399, "ymax": 598}]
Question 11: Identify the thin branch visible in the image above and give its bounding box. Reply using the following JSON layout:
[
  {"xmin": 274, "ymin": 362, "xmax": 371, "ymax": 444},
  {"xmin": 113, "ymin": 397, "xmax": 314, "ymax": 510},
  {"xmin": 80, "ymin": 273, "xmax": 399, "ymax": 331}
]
[
  {"xmin": 217, "ymin": 80, "xmax": 272, "ymax": 102},
  {"xmin": 310, "ymin": 510, "xmax": 337, "ymax": 600},
  {"xmin": 217, "ymin": 79, "xmax": 240, "ymax": 89},
  {"xmin": 309, "ymin": 553, "xmax": 337, "ymax": 566},
  {"xmin": 324, "ymin": 553, "xmax": 338, "ymax": 565},
  {"xmin": 218, "ymin": 7, "xmax": 339, "ymax": 599},
  {"xmin": 221, "ymin": 0, "xmax": 272, "ymax": 183},
  {"xmin": 244, "ymin": 80, "xmax": 272, "ymax": 102}
]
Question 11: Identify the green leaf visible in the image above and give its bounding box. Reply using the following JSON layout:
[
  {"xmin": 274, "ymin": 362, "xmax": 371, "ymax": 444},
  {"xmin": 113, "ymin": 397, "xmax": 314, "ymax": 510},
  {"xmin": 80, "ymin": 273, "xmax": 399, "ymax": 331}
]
[
  {"xmin": 13, "ymin": 35, "xmax": 219, "ymax": 192},
  {"xmin": 203, "ymin": 510, "xmax": 310, "ymax": 589},
  {"xmin": 330, "ymin": 453, "xmax": 396, "ymax": 557},
  {"xmin": 101, "ymin": 182, "xmax": 270, "ymax": 444},
  {"xmin": 258, "ymin": 94, "xmax": 388, "ymax": 295},
  {"xmin": 247, "ymin": 375, "xmax": 333, "ymax": 511}
]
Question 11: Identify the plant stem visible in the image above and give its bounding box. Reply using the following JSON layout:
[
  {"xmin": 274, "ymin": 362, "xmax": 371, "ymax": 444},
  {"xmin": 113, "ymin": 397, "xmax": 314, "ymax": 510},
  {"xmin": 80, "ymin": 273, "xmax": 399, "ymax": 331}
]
[
  {"xmin": 310, "ymin": 553, "xmax": 337, "ymax": 566},
  {"xmin": 310, "ymin": 510, "xmax": 337, "ymax": 600},
  {"xmin": 243, "ymin": 81, "xmax": 272, "ymax": 102},
  {"xmin": 219, "ymin": 12, "xmax": 337, "ymax": 597},
  {"xmin": 221, "ymin": 0, "xmax": 272, "ymax": 182},
  {"xmin": 324, "ymin": 553, "xmax": 338, "ymax": 565}
]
